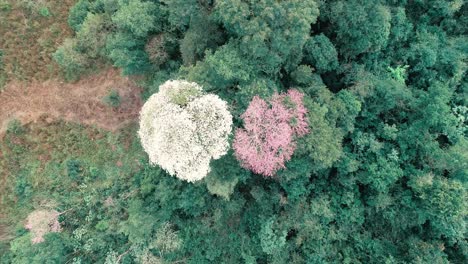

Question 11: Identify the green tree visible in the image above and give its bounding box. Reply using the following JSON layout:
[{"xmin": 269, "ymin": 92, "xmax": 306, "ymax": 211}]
[
  {"xmin": 112, "ymin": 0, "xmax": 163, "ymax": 38},
  {"xmin": 68, "ymin": 0, "xmax": 91, "ymax": 32},
  {"xmin": 76, "ymin": 13, "xmax": 113, "ymax": 58},
  {"xmin": 53, "ymin": 39, "xmax": 91, "ymax": 81},
  {"xmin": 180, "ymin": 14, "xmax": 224, "ymax": 66},
  {"xmin": 9, "ymin": 233, "xmax": 71, "ymax": 264},
  {"xmin": 213, "ymin": 0, "xmax": 319, "ymax": 75},
  {"xmin": 326, "ymin": 0, "xmax": 391, "ymax": 57},
  {"xmin": 303, "ymin": 34, "xmax": 339, "ymax": 73},
  {"xmin": 182, "ymin": 41, "xmax": 256, "ymax": 91},
  {"xmin": 106, "ymin": 32, "xmax": 152, "ymax": 75}
]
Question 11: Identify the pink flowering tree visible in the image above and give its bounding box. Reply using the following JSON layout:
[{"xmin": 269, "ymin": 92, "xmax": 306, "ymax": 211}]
[
  {"xmin": 24, "ymin": 209, "xmax": 61, "ymax": 244},
  {"xmin": 233, "ymin": 89, "xmax": 309, "ymax": 177}
]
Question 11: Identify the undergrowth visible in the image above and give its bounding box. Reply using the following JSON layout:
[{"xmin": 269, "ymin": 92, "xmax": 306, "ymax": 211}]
[
  {"xmin": 0, "ymin": 0, "xmax": 75, "ymax": 83},
  {"xmin": 0, "ymin": 116, "xmax": 144, "ymax": 244}
]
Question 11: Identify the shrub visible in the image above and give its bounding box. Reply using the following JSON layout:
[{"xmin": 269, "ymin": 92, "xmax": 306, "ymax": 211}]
[
  {"xmin": 68, "ymin": 0, "xmax": 90, "ymax": 32},
  {"xmin": 106, "ymin": 32, "xmax": 152, "ymax": 75},
  {"xmin": 53, "ymin": 39, "xmax": 90, "ymax": 81},
  {"xmin": 152, "ymin": 222, "xmax": 182, "ymax": 253},
  {"xmin": 388, "ymin": 65, "xmax": 409, "ymax": 83},
  {"xmin": 259, "ymin": 219, "xmax": 287, "ymax": 255},
  {"xmin": 66, "ymin": 159, "xmax": 83, "ymax": 181},
  {"xmin": 180, "ymin": 14, "xmax": 224, "ymax": 66},
  {"xmin": 38, "ymin": 6, "xmax": 50, "ymax": 17},
  {"xmin": 233, "ymin": 89, "xmax": 309, "ymax": 177},
  {"xmin": 303, "ymin": 34, "xmax": 339, "ymax": 73},
  {"xmin": 103, "ymin": 90, "xmax": 121, "ymax": 108},
  {"xmin": 327, "ymin": 0, "xmax": 391, "ymax": 57},
  {"xmin": 76, "ymin": 13, "xmax": 112, "ymax": 58},
  {"xmin": 290, "ymin": 65, "xmax": 315, "ymax": 86},
  {"xmin": 111, "ymin": 0, "xmax": 161, "ymax": 38},
  {"xmin": 205, "ymin": 151, "xmax": 249, "ymax": 200},
  {"xmin": 138, "ymin": 80, "xmax": 233, "ymax": 182},
  {"xmin": 0, "ymin": 1, "xmax": 12, "ymax": 12},
  {"xmin": 7, "ymin": 119, "xmax": 25, "ymax": 135}
]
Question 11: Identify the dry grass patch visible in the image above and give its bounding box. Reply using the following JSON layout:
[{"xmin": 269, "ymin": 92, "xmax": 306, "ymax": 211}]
[
  {"xmin": 0, "ymin": 0, "xmax": 75, "ymax": 84},
  {"xmin": 0, "ymin": 68, "xmax": 143, "ymax": 133}
]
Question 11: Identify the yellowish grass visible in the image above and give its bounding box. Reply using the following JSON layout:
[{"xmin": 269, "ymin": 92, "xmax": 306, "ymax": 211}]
[{"xmin": 0, "ymin": 68, "xmax": 143, "ymax": 133}]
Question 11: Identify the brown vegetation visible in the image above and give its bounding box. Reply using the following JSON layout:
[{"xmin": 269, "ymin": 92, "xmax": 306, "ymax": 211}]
[
  {"xmin": 0, "ymin": 0, "xmax": 75, "ymax": 84},
  {"xmin": 0, "ymin": 68, "xmax": 143, "ymax": 133}
]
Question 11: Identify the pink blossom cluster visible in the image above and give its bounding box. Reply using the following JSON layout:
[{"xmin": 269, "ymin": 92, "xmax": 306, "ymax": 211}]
[
  {"xmin": 25, "ymin": 209, "xmax": 61, "ymax": 244},
  {"xmin": 233, "ymin": 89, "xmax": 309, "ymax": 177}
]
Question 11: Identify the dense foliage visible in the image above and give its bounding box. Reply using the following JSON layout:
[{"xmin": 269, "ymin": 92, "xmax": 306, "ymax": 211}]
[{"xmin": 1, "ymin": 0, "xmax": 467, "ymax": 263}]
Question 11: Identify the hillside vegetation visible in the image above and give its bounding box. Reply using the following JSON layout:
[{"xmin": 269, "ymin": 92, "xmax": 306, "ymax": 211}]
[
  {"xmin": 0, "ymin": 0, "xmax": 467, "ymax": 263},
  {"xmin": 0, "ymin": 0, "xmax": 75, "ymax": 86}
]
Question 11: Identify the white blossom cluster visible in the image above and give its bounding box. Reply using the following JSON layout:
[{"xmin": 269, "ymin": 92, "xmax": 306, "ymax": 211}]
[{"xmin": 139, "ymin": 80, "xmax": 232, "ymax": 182}]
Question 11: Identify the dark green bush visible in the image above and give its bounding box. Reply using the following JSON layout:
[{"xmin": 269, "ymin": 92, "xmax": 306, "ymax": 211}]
[
  {"xmin": 102, "ymin": 89, "xmax": 121, "ymax": 108},
  {"xmin": 6, "ymin": 119, "xmax": 25, "ymax": 135},
  {"xmin": 38, "ymin": 6, "xmax": 50, "ymax": 17}
]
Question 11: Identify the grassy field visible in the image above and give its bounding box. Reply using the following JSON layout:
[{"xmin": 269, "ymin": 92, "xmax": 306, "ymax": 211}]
[
  {"xmin": 0, "ymin": 0, "xmax": 75, "ymax": 87},
  {"xmin": 0, "ymin": 0, "xmax": 146, "ymax": 254},
  {"xmin": 0, "ymin": 117, "xmax": 145, "ymax": 243}
]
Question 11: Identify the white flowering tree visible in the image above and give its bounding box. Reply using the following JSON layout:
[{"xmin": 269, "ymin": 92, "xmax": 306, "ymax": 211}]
[{"xmin": 139, "ymin": 80, "xmax": 232, "ymax": 182}]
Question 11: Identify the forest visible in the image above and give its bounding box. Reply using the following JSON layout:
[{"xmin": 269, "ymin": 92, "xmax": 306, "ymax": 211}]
[{"xmin": 0, "ymin": 0, "xmax": 466, "ymax": 263}]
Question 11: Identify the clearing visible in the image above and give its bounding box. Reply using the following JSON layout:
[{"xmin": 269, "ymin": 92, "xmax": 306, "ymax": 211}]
[{"xmin": 0, "ymin": 68, "xmax": 142, "ymax": 133}]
